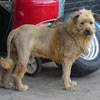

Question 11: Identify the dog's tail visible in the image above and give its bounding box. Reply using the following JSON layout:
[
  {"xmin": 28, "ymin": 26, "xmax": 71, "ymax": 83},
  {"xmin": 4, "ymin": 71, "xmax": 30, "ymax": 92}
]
[
  {"xmin": 0, "ymin": 30, "xmax": 17, "ymax": 69},
  {"xmin": 7, "ymin": 30, "xmax": 17, "ymax": 59},
  {"xmin": 0, "ymin": 57, "xmax": 14, "ymax": 70}
]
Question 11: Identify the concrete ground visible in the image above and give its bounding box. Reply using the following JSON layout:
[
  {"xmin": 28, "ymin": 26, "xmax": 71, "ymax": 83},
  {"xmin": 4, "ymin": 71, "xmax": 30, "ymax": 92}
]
[{"xmin": 0, "ymin": 62, "xmax": 100, "ymax": 100}]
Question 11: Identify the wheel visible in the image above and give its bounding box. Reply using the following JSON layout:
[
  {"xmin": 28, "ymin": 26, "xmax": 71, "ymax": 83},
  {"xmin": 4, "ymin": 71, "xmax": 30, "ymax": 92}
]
[
  {"xmin": 56, "ymin": 23, "xmax": 100, "ymax": 77},
  {"xmin": 26, "ymin": 57, "xmax": 42, "ymax": 76}
]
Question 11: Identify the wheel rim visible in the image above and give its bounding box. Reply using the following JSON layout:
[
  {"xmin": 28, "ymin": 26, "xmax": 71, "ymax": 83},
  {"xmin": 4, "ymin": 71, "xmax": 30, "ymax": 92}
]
[
  {"xmin": 80, "ymin": 34, "xmax": 99, "ymax": 60},
  {"xmin": 27, "ymin": 57, "xmax": 37, "ymax": 74}
]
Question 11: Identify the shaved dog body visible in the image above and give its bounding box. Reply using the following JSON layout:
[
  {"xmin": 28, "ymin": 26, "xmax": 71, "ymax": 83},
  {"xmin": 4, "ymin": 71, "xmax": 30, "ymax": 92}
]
[{"xmin": 0, "ymin": 9, "xmax": 99, "ymax": 91}]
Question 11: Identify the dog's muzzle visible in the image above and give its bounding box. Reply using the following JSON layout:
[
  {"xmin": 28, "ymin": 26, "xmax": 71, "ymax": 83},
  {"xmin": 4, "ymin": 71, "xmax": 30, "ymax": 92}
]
[{"xmin": 85, "ymin": 29, "xmax": 92, "ymax": 36}]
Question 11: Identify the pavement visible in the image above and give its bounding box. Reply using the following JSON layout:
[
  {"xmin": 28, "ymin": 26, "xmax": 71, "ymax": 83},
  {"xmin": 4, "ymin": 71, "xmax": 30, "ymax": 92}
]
[{"xmin": 0, "ymin": 62, "xmax": 100, "ymax": 100}]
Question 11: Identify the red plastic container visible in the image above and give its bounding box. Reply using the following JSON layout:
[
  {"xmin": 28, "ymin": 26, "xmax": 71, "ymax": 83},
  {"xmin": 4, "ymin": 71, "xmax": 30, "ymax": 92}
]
[{"xmin": 12, "ymin": 0, "xmax": 59, "ymax": 29}]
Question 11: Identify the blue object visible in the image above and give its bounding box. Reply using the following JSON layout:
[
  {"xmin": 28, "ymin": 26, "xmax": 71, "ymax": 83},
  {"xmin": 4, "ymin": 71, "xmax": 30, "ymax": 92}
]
[
  {"xmin": 59, "ymin": 0, "xmax": 65, "ymax": 17},
  {"xmin": 95, "ymin": 21, "xmax": 100, "ymax": 29}
]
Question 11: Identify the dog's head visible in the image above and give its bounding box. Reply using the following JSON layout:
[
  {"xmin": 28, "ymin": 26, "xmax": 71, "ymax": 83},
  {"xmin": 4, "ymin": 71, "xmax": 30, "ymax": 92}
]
[{"xmin": 71, "ymin": 9, "xmax": 100, "ymax": 37}]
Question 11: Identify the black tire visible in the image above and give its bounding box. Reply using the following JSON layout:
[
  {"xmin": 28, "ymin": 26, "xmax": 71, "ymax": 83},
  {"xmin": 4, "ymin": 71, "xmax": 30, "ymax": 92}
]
[
  {"xmin": 56, "ymin": 63, "xmax": 62, "ymax": 69},
  {"xmin": 26, "ymin": 57, "xmax": 42, "ymax": 76}
]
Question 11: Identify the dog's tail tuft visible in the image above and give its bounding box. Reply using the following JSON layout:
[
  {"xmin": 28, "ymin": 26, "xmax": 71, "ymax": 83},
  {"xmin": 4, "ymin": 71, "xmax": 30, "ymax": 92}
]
[
  {"xmin": 0, "ymin": 57, "xmax": 14, "ymax": 70},
  {"xmin": 0, "ymin": 30, "xmax": 17, "ymax": 70}
]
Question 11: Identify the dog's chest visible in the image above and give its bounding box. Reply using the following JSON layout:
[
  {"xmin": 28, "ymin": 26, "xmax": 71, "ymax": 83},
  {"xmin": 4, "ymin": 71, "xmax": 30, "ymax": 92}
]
[{"xmin": 49, "ymin": 38, "xmax": 81, "ymax": 64}]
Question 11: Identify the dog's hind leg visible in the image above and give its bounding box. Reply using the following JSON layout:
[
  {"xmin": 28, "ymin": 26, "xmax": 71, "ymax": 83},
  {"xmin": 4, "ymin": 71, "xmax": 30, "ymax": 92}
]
[
  {"xmin": 13, "ymin": 48, "xmax": 31, "ymax": 91},
  {"xmin": 1, "ymin": 67, "xmax": 14, "ymax": 89},
  {"xmin": 12, "ymin": 36, "xmax": 34, "ymax": 91},
  {"xmin": 13, "ymin": 62, "xmax": 29, "ymax": 91},
  {"xmin": 1, "ymin": 52, "xmax": 17, "ymax": 89}
]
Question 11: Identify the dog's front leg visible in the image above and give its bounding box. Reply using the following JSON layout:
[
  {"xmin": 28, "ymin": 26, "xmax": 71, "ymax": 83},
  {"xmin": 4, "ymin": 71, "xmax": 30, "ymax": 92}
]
[
  {"xmin": 68, "ymin": 64, "xmax": 77, "ymax": 87},
  {"xmin": 62, "ymin": 61, "xmax": 75, "ymax": 91}
]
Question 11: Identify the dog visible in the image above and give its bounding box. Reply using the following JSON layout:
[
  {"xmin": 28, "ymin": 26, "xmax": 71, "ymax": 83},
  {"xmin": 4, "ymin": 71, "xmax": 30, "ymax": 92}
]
[{"xmin": 0, "ymin": 9, "xmax": 100, "ymax": 91}]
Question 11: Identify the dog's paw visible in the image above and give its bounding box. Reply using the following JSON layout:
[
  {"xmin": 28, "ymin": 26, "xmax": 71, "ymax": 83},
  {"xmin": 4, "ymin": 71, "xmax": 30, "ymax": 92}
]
[
  {"xmin": 70, "ymin": 81, "xmax": 77, "ymax": 87},
  {"xmin": 22, "ymin": 85, "xmax": 29, "ymax": 91},
  {"xmin": 16, "ymin": 85, "xmax": 29, "ymax": 92},
  {"xmin": 1, "ymin": 82, "xmax": 13, "ymax": 89},
  {"xmin": 6, "ymin": 83, "xmax": 14, "ymax": 89},
  {"xmin": 64, "ymin": 85, "xmax": 75, "ymax": 91}
]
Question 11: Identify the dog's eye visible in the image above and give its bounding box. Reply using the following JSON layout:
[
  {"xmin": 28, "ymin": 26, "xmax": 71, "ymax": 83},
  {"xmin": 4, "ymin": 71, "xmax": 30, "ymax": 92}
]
[
  {"xmin": 90, "ymin": 21, "xmax": 93, "ymax": 24},
  {"xmin": 80, "ymin": 22, "xmax": 84, "ymax": 25}
]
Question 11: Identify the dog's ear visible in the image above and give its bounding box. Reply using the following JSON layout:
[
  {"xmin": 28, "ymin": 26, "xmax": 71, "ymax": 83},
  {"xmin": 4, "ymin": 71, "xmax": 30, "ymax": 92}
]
[
  {"xmin": 72, "ymin": 11, "xmax": 81, "ymax": 23},
  {"xmin": 93, "ymin": 13, "xmax": 100, "ymax": 21}
]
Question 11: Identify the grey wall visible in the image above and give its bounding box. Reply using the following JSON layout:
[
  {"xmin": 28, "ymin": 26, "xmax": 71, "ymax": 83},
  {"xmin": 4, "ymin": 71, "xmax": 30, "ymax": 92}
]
[{"xmin": 64, "ymin": 0, "xmax": 100, "ymax": 14}]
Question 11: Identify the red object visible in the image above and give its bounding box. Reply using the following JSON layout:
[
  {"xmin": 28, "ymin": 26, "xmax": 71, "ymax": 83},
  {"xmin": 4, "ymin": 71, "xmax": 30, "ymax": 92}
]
[{"xmin": 12, "ymin": 0, "xmax": 59, "ymax": 29}]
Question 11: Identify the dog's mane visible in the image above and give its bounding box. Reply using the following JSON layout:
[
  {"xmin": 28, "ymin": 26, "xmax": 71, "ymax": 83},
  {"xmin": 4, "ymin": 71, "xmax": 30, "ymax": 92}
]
[
  {"xmin": 49, "ymin": 22, "xmax": 70, "ymax": 63},
  {"xmin": 50, "ymin": 17, "xmax": 93, "ymax": 60}
]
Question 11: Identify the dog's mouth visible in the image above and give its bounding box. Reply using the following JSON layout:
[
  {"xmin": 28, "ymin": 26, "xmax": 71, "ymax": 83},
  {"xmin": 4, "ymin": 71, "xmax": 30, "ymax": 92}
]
[
  {"xmin": 84, "ymin": 29, "xmax": 93, "ymax": 36},
  {"xmin": 80, "ymin": 30, "xmax": 93, "ymax": 36}
]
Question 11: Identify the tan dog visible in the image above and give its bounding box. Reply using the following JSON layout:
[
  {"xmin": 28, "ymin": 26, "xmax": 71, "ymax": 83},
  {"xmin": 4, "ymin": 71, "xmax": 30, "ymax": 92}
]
[{"xmin": 0, "ymin": 9, "xmax": 100, "ymax": 91}]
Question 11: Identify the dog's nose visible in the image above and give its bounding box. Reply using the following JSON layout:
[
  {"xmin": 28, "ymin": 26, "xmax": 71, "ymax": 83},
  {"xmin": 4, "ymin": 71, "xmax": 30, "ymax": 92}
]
[{"xmin": 85, "ymin": 29, "xmax": 92, "ymax": 35}]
